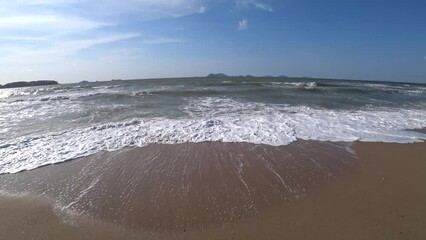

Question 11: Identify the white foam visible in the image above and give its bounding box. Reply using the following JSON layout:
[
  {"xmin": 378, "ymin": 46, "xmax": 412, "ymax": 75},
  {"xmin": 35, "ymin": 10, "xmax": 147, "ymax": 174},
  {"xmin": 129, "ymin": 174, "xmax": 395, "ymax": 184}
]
[
  {"xmin": 274, "ymin": 81, "xmax": 318, "ymax": 89},
  {"xmin": 0, "ymin": 97, "xmax": 425, "ymax": 174}
]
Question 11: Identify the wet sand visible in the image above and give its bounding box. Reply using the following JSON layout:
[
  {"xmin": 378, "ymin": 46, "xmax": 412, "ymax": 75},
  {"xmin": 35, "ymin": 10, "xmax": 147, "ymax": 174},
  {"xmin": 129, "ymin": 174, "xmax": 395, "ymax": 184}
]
[{"xmin": 0, "ymin": 141, "xmax": 425, "ymax": 239}]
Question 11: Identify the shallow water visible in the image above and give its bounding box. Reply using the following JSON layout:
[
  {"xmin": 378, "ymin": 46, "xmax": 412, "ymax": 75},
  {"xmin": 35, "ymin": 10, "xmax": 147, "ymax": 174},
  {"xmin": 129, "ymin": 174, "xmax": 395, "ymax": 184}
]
[{"xmin": 0, "ymin": 141, "xmax": 356, "ymax": 231}]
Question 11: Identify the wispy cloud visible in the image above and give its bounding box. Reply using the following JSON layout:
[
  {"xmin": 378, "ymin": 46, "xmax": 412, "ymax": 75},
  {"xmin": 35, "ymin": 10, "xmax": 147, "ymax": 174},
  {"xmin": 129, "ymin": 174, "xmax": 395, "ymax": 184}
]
[
  {"xmin": 141, "ymin": 37, "xmax": 185, "ymax": 44},
  {"xmin": 46, "ymin": 0, "xmax": 208, "ymax": 20},
  {"xmin": 0, "ymin": 12, "xmax": 129, "ymax": 64},
  {"xmin": 198, "ymin": 6, "xmax": 207, "ymax": 14},
  {"xmin": 0, "ymin": 35, "xmax": 48, "ymax": 41},
  {"xmin": 236, "ymin": 0, "xmax": 273, "ymax": 12},
  {"xmin": 239, "ymin": 19, "xmax": 248, "ymax": 30},
  {"xmin": 0, "ymin": 0, "xmax": 207, "ymax": 83},
  {"xmin": 18, "ymin": 0, "xmax": 75, "ymax": 5},
  {"xmin": 1, "ymin": 34, "xmax": 140, "ymax": 62},
  {"xmin": 0, "ymin": 0, "xmax": 209, "ymax": 82},
  {"xmin": 253, "ymin": 2, "xmax": 273, "ymax": 12},
  {"xmin": 0, "ymin": 1, "xmax": 207, "ymax": 43},
  {"xmin": 0, "ymin": 15, "xmax": 112, "ymax": 35}
]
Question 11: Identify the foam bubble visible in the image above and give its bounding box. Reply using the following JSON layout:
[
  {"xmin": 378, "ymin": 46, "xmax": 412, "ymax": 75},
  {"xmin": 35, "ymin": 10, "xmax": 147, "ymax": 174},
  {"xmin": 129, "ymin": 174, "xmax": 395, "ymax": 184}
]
[{"xmin": 1, "ymin": 97, "xmax": 425, "ymax": 174}]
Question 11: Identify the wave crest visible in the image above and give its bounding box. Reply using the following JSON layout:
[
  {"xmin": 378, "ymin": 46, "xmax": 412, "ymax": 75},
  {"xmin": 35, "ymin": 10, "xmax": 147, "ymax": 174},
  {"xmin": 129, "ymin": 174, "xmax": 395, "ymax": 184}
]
[{"xmin": 1, "ymin": 97, "xmax": 425, "ymax": 174}]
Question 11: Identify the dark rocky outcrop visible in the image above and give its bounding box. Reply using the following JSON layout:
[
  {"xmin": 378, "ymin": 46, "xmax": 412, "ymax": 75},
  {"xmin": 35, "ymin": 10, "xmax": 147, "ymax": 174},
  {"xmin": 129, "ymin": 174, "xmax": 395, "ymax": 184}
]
[
  {"xmin": 0, "ymin": 80, "xmax": 58, "ymax": 89},
  {"xmin": 206, "ymin": 73, "xmax": 229, "ymax": 78}
]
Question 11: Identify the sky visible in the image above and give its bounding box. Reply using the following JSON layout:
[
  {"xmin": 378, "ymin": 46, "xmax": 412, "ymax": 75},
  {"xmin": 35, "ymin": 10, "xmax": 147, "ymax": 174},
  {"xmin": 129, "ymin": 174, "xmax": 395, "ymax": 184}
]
[{"xmin": 0, "ymin": 0, "xmax": 425, "ymax": 84}]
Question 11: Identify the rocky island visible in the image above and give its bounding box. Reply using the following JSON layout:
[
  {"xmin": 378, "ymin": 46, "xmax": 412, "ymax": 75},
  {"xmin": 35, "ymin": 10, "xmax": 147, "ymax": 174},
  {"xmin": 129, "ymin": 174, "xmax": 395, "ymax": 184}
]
[
  {"xmin": 0, "ymin": 80, "xmax": 59, "ymax": 89},
  {"xmin": 206, "ymin": 73, "xmax": 229, "ymax": 78}
]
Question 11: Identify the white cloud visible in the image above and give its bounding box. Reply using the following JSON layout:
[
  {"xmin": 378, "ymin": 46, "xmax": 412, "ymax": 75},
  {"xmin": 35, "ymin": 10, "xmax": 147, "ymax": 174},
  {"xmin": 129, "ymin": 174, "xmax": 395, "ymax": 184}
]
[
  {"xmin": 115, "ymin": 0, "xmax": 208, "ymax": 19},
  {"xmin": 0, "ymin": 15, "xmax": 112, "ymax": 34},
  {"xmin": 0, "ymin": 1, "xmax": 208, "ymax": 23},
  {"xmin": 0, "ymin": 0, "xmax": 207, "ymax": 83},
  {"xmin": 0, "ymin": 35, "xmax": 48, "ymax": 41},
  {"xmin": 236, "ymin": 0, "xmax": 273, "ymax": 12},
  {"xmin": 0, "ymin": 13, "xmax": 126, "ymax": 67},
  {"xmin": 253, "ymin": 2, "xmax": 273, "ymax": 12},
  {"xmin": 0, "ymin": 33, "xmax": 141, "ymax": 83},
  {"xmin": 50, "ymin": 34, "xmax": 141, "ymax": 55},
  {"xmin": 17, "ymin": 0, "xmax": 75, "ymax": 5},
  {"xmin": 141, "ymin": 37, "xmax": 185, "ymax": 44},
  {"xmin": 1, "ymin": 34, "xmax": 140, "ymax": 61},
  {"xmin": 198, "ymin": 6, "xmax": 207, "ymax": 13},
  {"xmin": 239, "ymin": 19, "xmax": 248, "ymax": 30}
]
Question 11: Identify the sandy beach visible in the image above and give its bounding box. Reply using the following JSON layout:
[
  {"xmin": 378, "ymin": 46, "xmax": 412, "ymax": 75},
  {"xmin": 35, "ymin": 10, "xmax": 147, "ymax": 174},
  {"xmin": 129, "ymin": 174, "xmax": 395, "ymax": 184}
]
[{"xmin": 0, "ymin": 141, "xmax": 425, "ymax": 239}]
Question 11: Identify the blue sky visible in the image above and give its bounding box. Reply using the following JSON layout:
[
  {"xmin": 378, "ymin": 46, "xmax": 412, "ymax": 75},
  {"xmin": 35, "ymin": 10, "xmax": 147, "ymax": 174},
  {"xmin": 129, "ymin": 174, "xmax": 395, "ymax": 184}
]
[{"xmin": 0, "ymin": 0, "xmax": 425, "ymax": 84}]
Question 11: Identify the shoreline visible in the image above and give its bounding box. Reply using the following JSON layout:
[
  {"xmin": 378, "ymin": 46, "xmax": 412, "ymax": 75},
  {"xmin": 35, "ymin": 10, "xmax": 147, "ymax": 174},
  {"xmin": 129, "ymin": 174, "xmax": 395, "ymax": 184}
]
[{"xmin": 0, "ymin": 141, "xmax": 425, "ymax": 239}]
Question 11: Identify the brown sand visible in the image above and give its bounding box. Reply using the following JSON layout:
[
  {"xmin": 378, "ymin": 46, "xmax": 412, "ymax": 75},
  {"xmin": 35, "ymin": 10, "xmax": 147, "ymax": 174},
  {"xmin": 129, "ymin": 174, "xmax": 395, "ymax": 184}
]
[{"xmin": 0, "ymin": 141, "xmax": 425, "ymax": 239}]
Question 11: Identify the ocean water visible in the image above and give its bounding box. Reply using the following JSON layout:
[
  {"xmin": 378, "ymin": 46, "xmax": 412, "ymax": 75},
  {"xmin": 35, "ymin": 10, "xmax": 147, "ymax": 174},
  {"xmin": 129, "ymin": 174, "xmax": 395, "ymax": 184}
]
[{"xmin": 0, "ymin": 77, "xmax": 425, "ymax": 173}]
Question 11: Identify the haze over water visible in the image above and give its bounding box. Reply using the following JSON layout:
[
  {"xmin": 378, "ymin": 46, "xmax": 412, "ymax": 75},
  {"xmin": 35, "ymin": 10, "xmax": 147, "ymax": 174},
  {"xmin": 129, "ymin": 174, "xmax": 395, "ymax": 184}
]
[{"xmin": 0, "ymin": 77, "xmax": 426, "ymax": 174}]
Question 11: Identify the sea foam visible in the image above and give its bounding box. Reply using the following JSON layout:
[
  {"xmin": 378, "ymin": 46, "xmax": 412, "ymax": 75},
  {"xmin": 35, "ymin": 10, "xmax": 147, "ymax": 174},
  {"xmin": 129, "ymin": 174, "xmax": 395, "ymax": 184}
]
[{"xmin": 0, "ymin": 97, "xmax": 425, "ymax": 174}]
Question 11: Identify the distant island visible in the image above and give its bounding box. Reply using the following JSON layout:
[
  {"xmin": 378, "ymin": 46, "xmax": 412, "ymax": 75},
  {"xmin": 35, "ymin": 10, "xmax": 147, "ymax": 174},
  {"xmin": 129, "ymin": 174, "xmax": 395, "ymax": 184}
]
[
  {"xmin": 206, "ymin": 73, "xmax": 229, "ymax": 78},
  {"xmin": 0, "ymin": 80, "xmax": 59, "ymax": 89}
]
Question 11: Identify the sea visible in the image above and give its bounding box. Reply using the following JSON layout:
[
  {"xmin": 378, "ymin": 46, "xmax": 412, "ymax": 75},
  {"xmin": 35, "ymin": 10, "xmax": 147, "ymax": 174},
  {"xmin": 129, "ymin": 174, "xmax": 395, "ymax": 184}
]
[{"xmin": 1, "ymin": 77, "xmax": 425, "ymax": 174}]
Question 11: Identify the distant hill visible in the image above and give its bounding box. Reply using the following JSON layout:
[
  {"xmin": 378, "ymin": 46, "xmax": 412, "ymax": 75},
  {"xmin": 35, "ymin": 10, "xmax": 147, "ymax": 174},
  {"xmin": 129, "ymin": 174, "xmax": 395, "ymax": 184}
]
[
  {"xmin": 0, "ymin": 80, "xmax": 59, "ymax": 89},
  {"xmin": 206, "ymin": 73, "xmax": 229, "ymax": 78}
]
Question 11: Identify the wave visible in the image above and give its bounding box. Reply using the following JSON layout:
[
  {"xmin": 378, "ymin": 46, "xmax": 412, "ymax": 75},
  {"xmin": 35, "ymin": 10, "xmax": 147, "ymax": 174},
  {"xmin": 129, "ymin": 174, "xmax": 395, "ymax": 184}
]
[
  {"xmin": 1, "ymin": 97, "xmax": 425, "ymax": 174},
  {"xmin": 147, "ymin": 89, "xmax": 222, "ymax": 96},
  {"xmin": 0, "ymin": 88, "xmax": 43, "ymax": 99}
]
